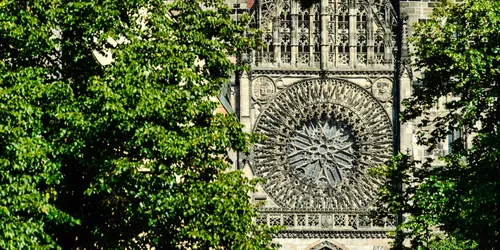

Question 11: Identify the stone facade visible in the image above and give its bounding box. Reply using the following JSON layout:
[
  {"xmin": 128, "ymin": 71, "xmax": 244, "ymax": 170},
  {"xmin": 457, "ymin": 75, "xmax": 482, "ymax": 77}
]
[{"xmin": 227, "ymin": 0, "xmax": 447, "ymax": 249}]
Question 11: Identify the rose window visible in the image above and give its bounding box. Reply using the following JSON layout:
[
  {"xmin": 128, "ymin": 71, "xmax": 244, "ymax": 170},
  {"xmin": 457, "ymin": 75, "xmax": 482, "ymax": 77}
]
[
  {"xmin": 287, "ymin": 119, "xmax": 358, "ymax": 189},
  {"xmin": 252, "ymin": 79, "xmax": 393, "ymax": 209}
]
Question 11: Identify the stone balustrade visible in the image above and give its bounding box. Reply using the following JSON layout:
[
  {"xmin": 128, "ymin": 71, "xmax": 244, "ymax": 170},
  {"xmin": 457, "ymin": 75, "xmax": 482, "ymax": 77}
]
[{"xmin": 256, "ymin": 208, "xmax": 396, "ymax": 239}]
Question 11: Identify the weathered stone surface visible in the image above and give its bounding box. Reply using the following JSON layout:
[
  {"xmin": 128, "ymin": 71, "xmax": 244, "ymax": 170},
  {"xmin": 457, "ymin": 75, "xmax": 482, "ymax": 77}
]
[
  {"xmin": 226, "ymin": 0, "xmax": 436, "ymax": 248},
  {"xmin": 252, "ymin": 78, "xmax": 392, "ymax": 210}
]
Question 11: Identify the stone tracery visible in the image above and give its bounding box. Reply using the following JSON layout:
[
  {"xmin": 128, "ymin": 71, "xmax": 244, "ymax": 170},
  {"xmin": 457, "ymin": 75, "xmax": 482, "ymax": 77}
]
[
  {"xmin": 310, "ymin": 241, "xmax": 344, "ymax": 250},
  {"xmin": 287, "ymin": 118, "xmax": 358, "ymax": 188},
  {"xmin": 336, "ymin": 1, "xmax": 350, "ymax": 66},
  {"xmin": 252, "ymin": 79, "xmax": 392, "ymax": 209},
  {"xmin": 244, "ymin": 0, "xmax": 411, "ymax": 247},
  {"xmin": 356, "ymin": 1, "xmax": 368, "ymax": 65},
  {"xmin": 253, "ymin": 0, "xmax": 395, "ymax": 67}
]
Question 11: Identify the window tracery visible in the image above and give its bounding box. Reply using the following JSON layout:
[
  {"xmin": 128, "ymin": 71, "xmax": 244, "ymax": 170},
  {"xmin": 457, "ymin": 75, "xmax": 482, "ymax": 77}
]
[
  {"xmin": 297, "ymin": 7, "xmax": 310, "ymax": 64},
  {"xmin": 263, "ymin": 32, "xmax": 274, "ymax": 63},
  {"xmin": 374, "ymin": 28, "xmax": 385, "ymax": 64},
  {"xmin": 372, "ymin": 0, "xmax": 389, "ymax": 65},
  {"xmin": 253, "ymin": 79, "xmax": 393, "ymax": 209},
  {"xmin": 337, "ymin": 2, "xmax": 350, "ymax": 65},
  {"xmin": 327, "ymin": 0, "xmax": 335, "ymax": 64},
  {"xmin": 312, "ymin": 3, "xmax": 321, "ymax": 66},
  {"xmin": 280, "ymin": 0, "xmax": 292, "ymax": 63},
  {"xmin": 253, "ymin": 0, "xmax": 394, "ymax": 68},
  {"xmin": 257, "ymin": 0, "xmax": 278, "ymax": 63},
  {"xmin": 356, "ymin": 3, "xmax": 367, "ymax": 65}
]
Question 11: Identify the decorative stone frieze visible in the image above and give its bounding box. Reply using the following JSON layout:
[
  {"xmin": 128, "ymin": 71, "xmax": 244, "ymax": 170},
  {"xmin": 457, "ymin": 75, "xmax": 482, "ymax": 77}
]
[
  {"xmin": 256, "ymin": 208, "xmax": 396, "ymax": 232},
  {"xmin": 250, "ymin": 69, "xmax": 394, "ymax": 77},
  {"xmin": 274, "ymin": 230, "xmax": 392, "ymax": 239}
]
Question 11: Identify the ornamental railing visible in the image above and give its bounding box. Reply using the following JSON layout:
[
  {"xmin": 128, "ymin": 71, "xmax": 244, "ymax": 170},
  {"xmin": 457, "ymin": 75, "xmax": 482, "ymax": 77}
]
[{"xmin": 256, "ymin": 208, "xmax": 396, "ymax": 231}]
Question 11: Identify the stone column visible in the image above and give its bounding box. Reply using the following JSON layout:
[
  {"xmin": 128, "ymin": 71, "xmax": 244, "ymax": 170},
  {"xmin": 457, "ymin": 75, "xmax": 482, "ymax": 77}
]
[
  {"xmin": 291, "ymin": 0, "xmax": 298, "ymax": 66},
  {"xmin": 367, "ymin": 3, "xmax": 374, "ymax": 67},
  {"xmin": 399, "ymin": 70, "xmax": 413, "ymax": 158},
  {"xmin": 349, "ymin": 0, "xmax": 356, "ymax": 68},
  {"xmin": 273, "ymin": 18, "xmax": 280, "ymax": 65},
  {"xmin": 239, "ymin": 72, "xmax": 252, "ymax": 133},
  {"xmin": 384, "ymin": 4, "xmax": 392, "ymax": 65},
  {"xmin": 256, "ymin": 2, "xmax": 262, "ymax": 66},
  {"xmin": 334, "ymin": 0, "xmax": 339, "ymax": 68},
  {"xmin": 309, "ymin": 6, "xmax": 315, "ymax": 67},
  {"xmin": 321, "ymin": 0, "xmax": 329, "ymax": 70}
]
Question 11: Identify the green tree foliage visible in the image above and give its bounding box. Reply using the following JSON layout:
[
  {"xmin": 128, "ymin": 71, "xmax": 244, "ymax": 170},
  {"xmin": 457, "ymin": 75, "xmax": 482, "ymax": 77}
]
[
  {"xmin": 370, "ymin": 0, "xmax": 500, "ymax": 249},
  {"xmin": 0, "ymin": 0, "xmax": 277, "ymax": 249}
]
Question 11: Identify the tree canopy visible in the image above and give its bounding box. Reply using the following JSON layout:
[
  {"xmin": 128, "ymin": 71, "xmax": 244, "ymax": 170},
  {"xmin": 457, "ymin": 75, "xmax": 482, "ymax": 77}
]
[
  {"xmin": 0, "ymin": 0, "xmax": 277, "ymax": 249},
  {"xmin": 371, "ymin": 0, "xmax": 500, "ymax": 249}
]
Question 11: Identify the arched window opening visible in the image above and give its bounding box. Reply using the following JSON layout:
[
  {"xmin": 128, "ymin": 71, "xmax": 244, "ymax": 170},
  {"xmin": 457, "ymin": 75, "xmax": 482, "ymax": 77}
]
[
  {"xmin": 356, "ymin": 4, "xmax": 368, "ymax": 65},
  {"xmin": 263, "ymin": 32, "xmax": 274, "ymax": 63},
  {"xmin": 312, "ymin": 3, "xmax": 321, "ymax": 66},
  {"xmin": 280, "ymin": 0, "xmax": 292, "ymax": 63},
  {"xmin": 374, "ymin": 29, "xmax": 385, "ymax": 64},
  {"xmin": 297, "ymin": 7, "xmax": 310, "ymax": 64},
  {"xmin": 252, "ymin": 0, "xmax": 394, "ymax": 68},
  {"xmin": 337, "ymin": 3, "xmax": 350, "ymax": 65}
]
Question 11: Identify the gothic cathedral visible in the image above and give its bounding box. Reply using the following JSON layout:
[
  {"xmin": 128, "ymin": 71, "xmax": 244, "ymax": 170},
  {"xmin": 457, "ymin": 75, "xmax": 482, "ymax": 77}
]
[{"xmin": 227, "ymin": 0, "xmax": 439, "ymax": 249}]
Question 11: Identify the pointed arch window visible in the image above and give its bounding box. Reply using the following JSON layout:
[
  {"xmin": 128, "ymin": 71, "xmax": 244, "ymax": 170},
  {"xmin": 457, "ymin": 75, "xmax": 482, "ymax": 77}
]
[
  {"xmin": 356, "ymin": 2, "xmax": 368, "ymax": 65},
  {"xmin": 374, "ymin": 29, "xmax": 385, "ymax": 64},
  {"xmin": 280, "ymin": 0, "xmax": 292, "ymax": 63},
  {"xmin": 263, "ymin": 32, "xmax": 274, "ymax": 63},
  {"xmin": 253, "ymin": 0, "xmax": 393, "ymax": 68},
  {"xmin": 336, "ymin": 1, "xmax": 350, "ymax": 65},
  {"xmin": 312, "ymin": 3, "xmax": 321, "ymax": 65},
  {"xmin": 297, "ymin": 6, "xmax": 310, "ymax": 64}
]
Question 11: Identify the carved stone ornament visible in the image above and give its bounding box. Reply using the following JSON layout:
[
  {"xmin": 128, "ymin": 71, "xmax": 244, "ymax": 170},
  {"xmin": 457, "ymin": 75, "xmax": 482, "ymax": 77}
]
[
  {"xmin": 371, "ymin": 78, "xmax": 393, "ymax": 102},
  {"xmin": 310, "ymin": 241, "xmax": 344, "ymax": 250},
  {"xmin": 274, "ymin": 230, "xmax": 390, "ymax": 239},
  {"xmin": 252, "ymin": 78, "xmax": 392, "ymax": 209},
  {"xmin": 252, "ymin": 76, "xmax": 276, "ymax": 102}
]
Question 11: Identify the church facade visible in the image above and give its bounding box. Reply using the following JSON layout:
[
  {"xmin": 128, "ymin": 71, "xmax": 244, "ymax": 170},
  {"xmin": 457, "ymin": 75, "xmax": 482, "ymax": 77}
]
[{"xmin": 227, "ymin": 0, "xmax": 443, "ymax": 249}]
